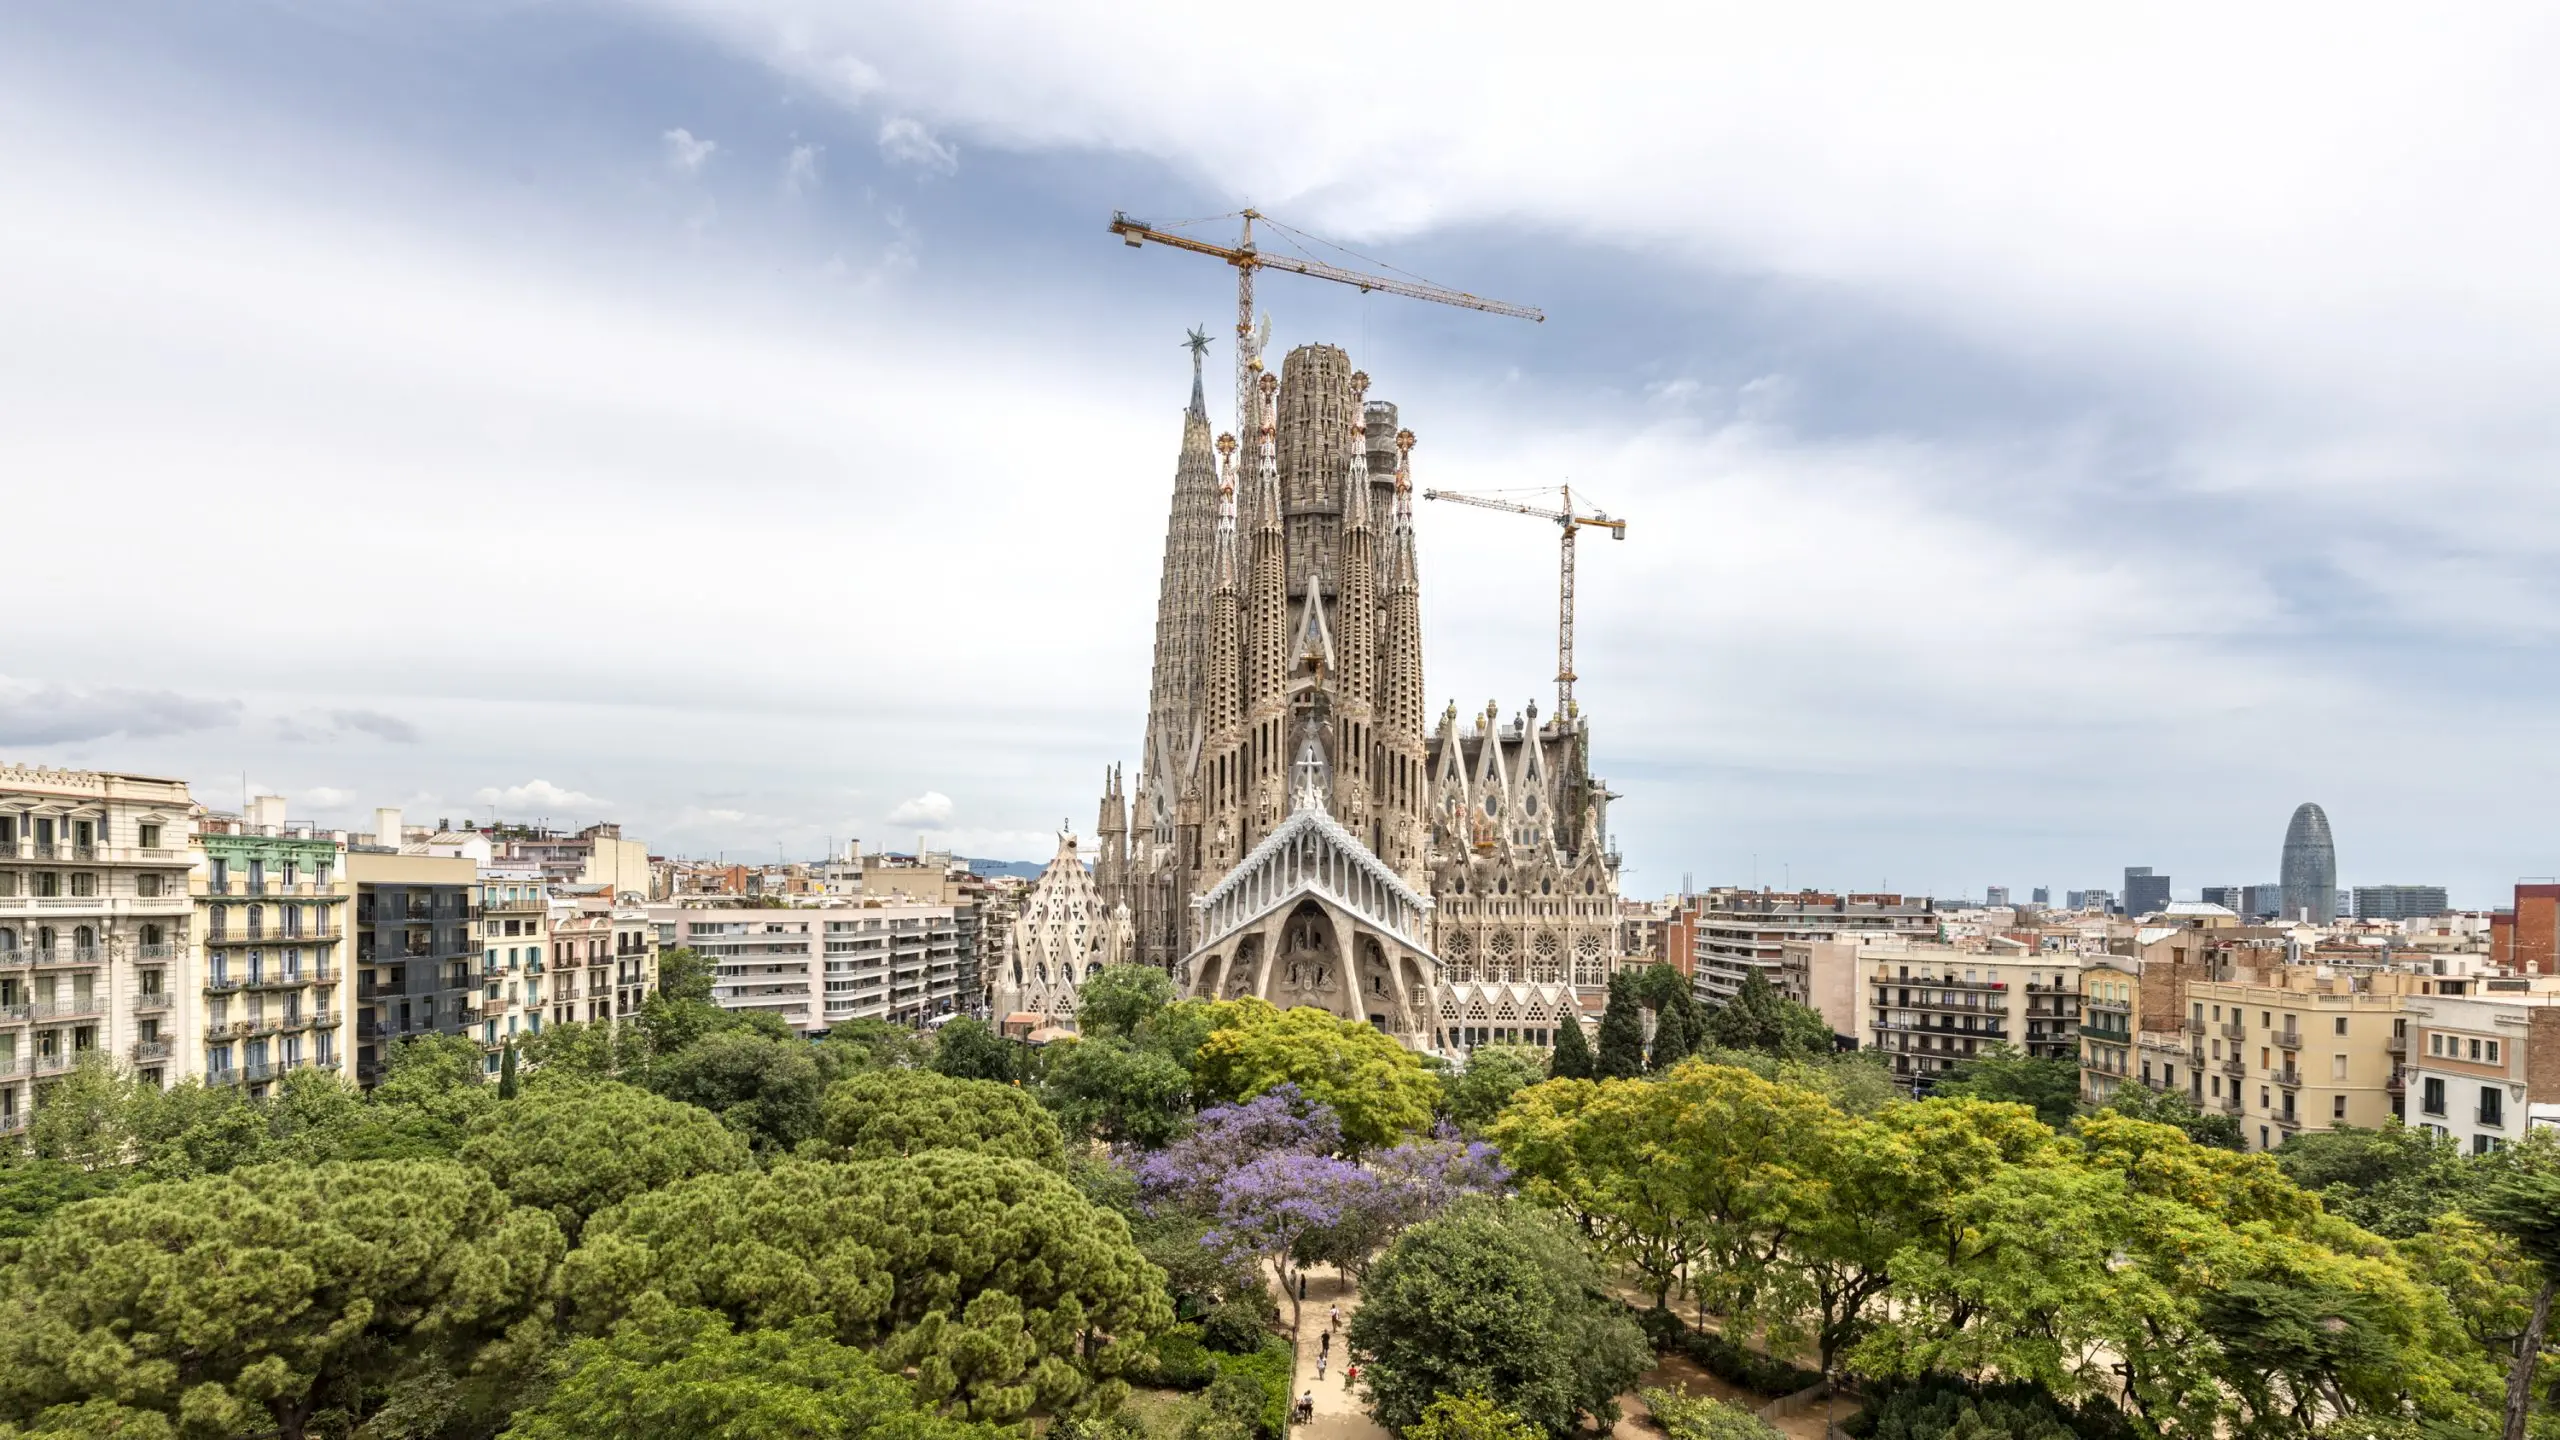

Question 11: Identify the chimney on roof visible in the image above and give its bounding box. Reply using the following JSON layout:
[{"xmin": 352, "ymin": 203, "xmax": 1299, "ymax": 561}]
[{"xmin": 372, "ymin": 807, "xmax": 403, "ymax": 845}]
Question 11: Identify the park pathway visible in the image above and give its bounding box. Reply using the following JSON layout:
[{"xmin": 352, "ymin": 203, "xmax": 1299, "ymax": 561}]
[{"xmin": 1274, "ymin": 1265, "xmax": 1389, "ymax": 1440}]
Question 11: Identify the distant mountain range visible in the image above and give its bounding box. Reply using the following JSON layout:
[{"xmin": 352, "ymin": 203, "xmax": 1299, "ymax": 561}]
[{"xmin": 872, "ymin": 853, "xmax": 1049, "ymax": 880}]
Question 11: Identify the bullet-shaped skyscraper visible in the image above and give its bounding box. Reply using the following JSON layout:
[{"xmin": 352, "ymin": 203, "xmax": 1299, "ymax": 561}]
[{"xmin": 2280, "ymin": 803, "xmax": 2337, "ymax": 924}]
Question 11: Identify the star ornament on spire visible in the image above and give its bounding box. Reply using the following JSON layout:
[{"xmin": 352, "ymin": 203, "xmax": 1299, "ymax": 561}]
[{"xmin": 1183, "ymin": 326, "xmax": 1213, "ymax": 360}]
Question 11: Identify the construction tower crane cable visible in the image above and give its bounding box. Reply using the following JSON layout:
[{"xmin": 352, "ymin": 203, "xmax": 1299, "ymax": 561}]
[
  {"xmin": 1109, "ymin": 207, "xmax": 1542, "ymax": 450},
  {"xmin": 1421, "ymin": 486, "xmax": 1627, "ymax": 715}
]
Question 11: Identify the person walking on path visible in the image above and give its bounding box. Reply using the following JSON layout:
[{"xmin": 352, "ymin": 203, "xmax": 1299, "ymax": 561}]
[
  {"xmin": 1328, "ymin": 1302, "xmax": 1341, "ymax": 1331},
  {"xmin": 1319, "ymin": 1328, "xmax": 1330, "ymax": 1355},
  {"xmin": 1344, "ymin": 1363, "xmax": 1359, "ymax": 1393},
  {"xmin": 1316, "ymin": 1350, "xmax": 1329, "ymax": 1382}
]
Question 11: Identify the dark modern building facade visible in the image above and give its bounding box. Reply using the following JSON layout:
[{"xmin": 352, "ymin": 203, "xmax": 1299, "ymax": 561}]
[
  {"xmin": 350, "ymin": 847, "xmax": 481, "ymax": 1085},
  {"xmin": 2354, "ymin": 885, "xmax": 2449, "ymax": 922},
  {"xmin": 2123, "ymin": 867, "xmax": 2172, "ymax": 917}
]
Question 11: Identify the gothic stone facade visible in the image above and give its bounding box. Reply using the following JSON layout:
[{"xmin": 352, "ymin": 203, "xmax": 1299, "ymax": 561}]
[
  {"xmin": 1094, "ymin": 342, "xmax": 1625, "ymax": 1052},
  {"xmin": 987, "ymin": 828, "xmax": 1131, "ymax": 1029}
]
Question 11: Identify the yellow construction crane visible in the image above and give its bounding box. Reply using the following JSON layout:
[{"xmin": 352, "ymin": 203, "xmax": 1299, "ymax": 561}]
[
  {"xmin": 1422, "ymin": 486, "xmax": 1626, "ymax": 714},
  {"xmin": 1109, "ymin": 208, "xmax": 1541, "ymax": 447}
]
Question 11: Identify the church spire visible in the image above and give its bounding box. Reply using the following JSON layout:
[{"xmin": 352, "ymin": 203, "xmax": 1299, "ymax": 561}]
[
  {"xmin": 1245, "ymin": 370, "xmax": 1290, "ymax": 839},
  {"xmin": 1378, "ymin": 427, "xmax": 1430, "ymax": 879},
  {"xmin": 1334, "ymin": 371, "xmax": 1378, "ymax": 833},
  {"xmin": 1202, "ymin": 431, "xmax": 1245, "ymax": 874},
  {"xmin": 1127, "ymin": 336, "xmax": 1221, "ymax": 967}
]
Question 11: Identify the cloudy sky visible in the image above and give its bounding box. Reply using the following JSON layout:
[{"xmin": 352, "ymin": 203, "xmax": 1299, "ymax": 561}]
[{"xmin": 6, "ymin": 2, "xmax": 2559, "ymax": 905}]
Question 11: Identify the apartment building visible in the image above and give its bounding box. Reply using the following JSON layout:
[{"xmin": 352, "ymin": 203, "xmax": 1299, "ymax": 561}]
[
  {"xmin": 1692, "ymin": 889, "xmax": 1939, "ymax": 1009},
  {"xmin": 2404, "ymin": 980, "xmax": 2560, "ymax": 1154},
  {"xmin": 194, "ymin": 799, "xmax": 350, "ymax": 1093},
  {"xmin": 0, "ymin": 765, "xmax": 199, "ymax": 1133},
  {"xmin": 350, "ymin": 837, "xmax": 481, "ymax": 1086},
  {"xmin": 652, "ymin": 898, "xmax": 966, "ymax": 1033},
  {"xmin": 1863, "ymin": 940, "xmax": 2081, "ymax": 1093},
  {"xmin": 471, "ymin": 863, "xmax": 552, "ymax": 1067},
  {"xmin": 544, "ymin": 895, "xmax": 659, "ymax": 1026},
  {"xmin": 2491, "ymin": 883, "xmax": 2560, "ymax": 975},
  {"xmin": 490, "ymin": 822, "xmax": 653, "ymax": 898},
  {"xmin": 2183, "ymin": 967, "xmax": 2419, "ymax": 1152}
]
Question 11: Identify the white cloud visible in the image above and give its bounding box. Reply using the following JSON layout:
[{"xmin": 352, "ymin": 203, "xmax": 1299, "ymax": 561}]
[
  {"xmin": 474, "ymin": 779, "xmax": 610, "ymax": 813},
  {"xmin": 783, "ymin": 141, "xmax": 822, "ymax": 194},
  {"xmin": 299, "ymin": 785, "xmax": 355, "ymax": 809},
  {"xmin": 661, "ymin": 126, "xmax": 716, "ymax": 174},
  {"xmin": 886, "ymin": 790, "xmax": 955, "ymax": 825},
  {"xmin": 875, "ymin": 116, "xmax": 955, "ymax": 174}
]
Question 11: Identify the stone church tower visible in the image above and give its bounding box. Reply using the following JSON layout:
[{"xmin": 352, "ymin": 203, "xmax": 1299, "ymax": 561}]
[{"xmin": 1106, "ymin": 340, "xmax": 1625, "ymax": 1052}]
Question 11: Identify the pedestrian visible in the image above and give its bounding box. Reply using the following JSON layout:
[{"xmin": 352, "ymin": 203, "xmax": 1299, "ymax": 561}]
[
  {"xmin": 1316, "ymin": 1351, "xmax": 1328, "ymax": 1381},
  {"xmin": 1328, "ymin": 1302, "xmax": 1340, "ymax": 1330},
  {"xmin": 1298, "ymin": 1272, "xmax": 1307, "ymax": 1302},
  {"xmin": 1319, "ymin": 1329, "xmax": 1330, "ymax": 1355},
  {"xmin": 1345, "ymin": 1363, "xmax": 1359, "ymax": 1391}
]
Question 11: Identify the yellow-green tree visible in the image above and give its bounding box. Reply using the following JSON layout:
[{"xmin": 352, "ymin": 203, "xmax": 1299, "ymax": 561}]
[
  {"xmin": 816, "ymin": 1068, "xmax": 1067, "ymax": 1171},
  {"xmin": 1190, "ymin": 1000, "xmax": 1438, "ymax": 1150},
  {"xmin": 459, "ymin": 1080, "xmax": 750, "ymax": 1238}
]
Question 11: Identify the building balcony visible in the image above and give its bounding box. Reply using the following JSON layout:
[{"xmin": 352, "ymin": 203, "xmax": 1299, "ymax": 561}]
[
  {"xmin": 2275, "ymin": 1068, "xmax": 2302, "ymax": 1088},
  {"xmin": 2273, "ymin": 1113, "xmax": 2302, "ymax": 1133},
  {"xmin": 2186, "ymin": 1017, "xmax": 2205, "ymax": 1035},
  {"xmin": 29, "ymin": 999, "xmax": 106, "ymax": 1021},
  {"xmin": 9, "ymin": 946, "xmax": 107, "ymax": 969},
  {"xmin": 132, "ymin": 991, "xmax": 174, "ymax": 1013},
  {"xmin": 30, "ymin": 1049, "xmax": 85, "ymax": 1075},
  {"xmin": 2386, "ymin": 1033, "xmax": 2407, "ymax": 1055},
  {"xmin": 484, "ymin": 897, "xmax": 546, "ymax": 915},
  {"xmin": 0, "ymin": 1113, "xmax": 25, "ymax": 1135},
  {"xmin": 131, "ymin": 1038, "xmax": 172, "ymax": 1063},
  {"xmin": 2277, "ymin": 1031, "xmax": 2301, "ymax": 1051},
  {"xmin": 2222, "ymin": 1056, "xmax": 2245, "ymax": 1077}
]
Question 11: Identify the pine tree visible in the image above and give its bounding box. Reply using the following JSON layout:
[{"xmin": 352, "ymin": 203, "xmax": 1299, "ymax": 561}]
[
  {"xmin": 1547, "ymin": 1008, "xmax": 1595, "ymax": 1081},
  {"xmin": 1593, "ymin": 973, "xmax": 1647, "ymax": 1079},
  {"xmin": 498, "ymin": 1040, "xmax": 520, "ymax": 1100}
]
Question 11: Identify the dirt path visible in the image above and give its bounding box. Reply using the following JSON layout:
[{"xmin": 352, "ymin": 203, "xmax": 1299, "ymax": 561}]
[{"xmin": 1272, "ymin": 1264, "xmax": 1391, "ymax": 1440}]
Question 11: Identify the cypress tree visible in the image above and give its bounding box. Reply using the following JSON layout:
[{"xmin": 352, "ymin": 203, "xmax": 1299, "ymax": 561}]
[
  {"xmin": 1647, "ymin": 996, "xmax": 1693, "ymax": 1072},
  {"xmin": 1547, "ymin": 1008, "xmax": 1595, "ymax": 1080},
  {"xmin": 498, "ymin": 1039, "xmax": 520, "ymax": 1100},
  {"xmin": 1593, "ymin": 973, "xmax": 1647, "ymax": 1079}
]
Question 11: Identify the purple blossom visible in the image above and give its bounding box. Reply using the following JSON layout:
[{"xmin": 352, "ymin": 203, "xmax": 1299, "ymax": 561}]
[
  {"xmin": 1133, "ymin": 1085, "xmax": 1343, "ymax": 1212},
  {"xmin": 1204, "ymin": 1151, "xmax": 1382, "ymax": 1267}
]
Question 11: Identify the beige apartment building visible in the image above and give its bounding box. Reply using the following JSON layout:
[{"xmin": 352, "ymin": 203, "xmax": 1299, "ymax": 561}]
[
  {"xmin": 1863, "ymin": 939, "xmax": 2081, "ymax": 1093},
  {"xmin": 545, "ymin": 895, "xmax": 659, "ymax": 1026},
  {"xmin": 2183, "ymin": 967, "xmax": 2418, "ymax": 1152},
  {"xmin": 0, "ymin": 765, "xmax": 199, "ymax": 1131},
  {"xmin": 475, "ymin": 863, "xmax": 550, "ymax": 1064}
]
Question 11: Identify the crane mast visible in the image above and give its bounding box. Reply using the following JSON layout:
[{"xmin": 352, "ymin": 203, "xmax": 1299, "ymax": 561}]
[
  {"xmin": 1110, "ymin": 208, "xmax": 1542, "ymax": 444},
  {"xmin": 1422, "ymin": 487, "xmax": 1628, "ymax": 714}
]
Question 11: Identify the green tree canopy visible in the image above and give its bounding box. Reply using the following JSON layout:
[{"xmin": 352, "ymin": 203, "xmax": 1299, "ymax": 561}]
[
  {"xmin": 646, "ymin": 1028, "xmax": 827, "ymax": 1154},
  {"xmin": 1346, "ymin": 1199, "xmax": 1649, "ymax": 1439},
  {"xmin": 1443, "ymin": 1044, "xmax": 1549, "ymax": 1135},
  {"xmin": 816, "ymin": 1019, "xmax": 935, "ymax": 1077},
  {"xmin": 460, "ymin": 1080, "xmax": 750, "ymax": 1238},
  {"xmin": 0, "ymin": 1160, "xmax": 563, "ymax": 1440},
  {"xmin": 1546, "ymin": 1012, "xmax": 1593, "ymax": 1081},
  {"xmin": 502, "ymin": 1295, "xmax": 1007, "ymax": 1440},
  {"xmin": 2101, "ymin": 1081, "xmax": 2244, "ymax": 1152},
  {"xmin": 562, "ymin": 1153, "xmax": 1170, "ymax": 1420},
  {"xmin": 1409, "ymin": 1391, "xmax": 1544, "ymax": 1440},
  {"xmin": 656, "ymin": 946, "xmax": 715, "ymax": 1004},
  {"xmin": 2272, "ymin": 1121, "xmax": 2468, "ymax": 1239},
  {"xmin": 1190, "ymin": 1000, "xmax": 1438, "ymax": 1150},
  {"xmin": 932, "ymin": 1017, "xmax": 1020, "ymax": 1084},
  {"xmin": 1042, "ymin": 1036, "xmax": 1193, "ymax": 1148},
  {"xmin": 1077, "ymin": 965, "xmax": 1177, "ymax": 1041},
  {"xmin": 1592, "ymin": 973, "xmax": 1647, "ymax": 1079},
  {"xmin": 1929, "ymin": 1044, "xmax": 2079, "ymax": 1128},
  {"xmin": 818, "ymin": 1068, "xmax": 1068, "ymax": 1171},
  {"xmin": 1701, "ymin": 968, "xmax": 1834, "ymax": 1062}
]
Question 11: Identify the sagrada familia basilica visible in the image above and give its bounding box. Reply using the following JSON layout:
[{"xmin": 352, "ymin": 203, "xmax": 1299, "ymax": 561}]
[{"xmin": 997, "ymin": 339, "xmax": 1626, "ymax": 1053}]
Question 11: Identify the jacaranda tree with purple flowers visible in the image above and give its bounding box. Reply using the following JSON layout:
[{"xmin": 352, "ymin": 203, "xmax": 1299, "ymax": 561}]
[
  {"xmin": 1206, "ymin": 1150, "xmax": 1382, "ymax": 1340},
  {"xmin": 1132, "ymin": 1085, "xmax": 1343, "ymax": 1213}
]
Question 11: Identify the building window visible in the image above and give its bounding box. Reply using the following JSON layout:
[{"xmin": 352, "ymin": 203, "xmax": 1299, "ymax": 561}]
[
  {"xmin": 2429, "ymin": 1034, "xmax": 2443, "ymax": 1056},
  {"xmin": 2487, "ymin": 1040, "xmax": 2501, "ymax": 1064},
  {"xmin": 2481, "ymin": 1087, "xmax": 2505, "ymax": 1129},
  {"xmin": 139, "ymin": 823, "xmax": 161, "ymax": 848},
  {"xmin": 2334, "ymin": 1016, "xmax": 2347, "ymax": 1036},
  {"xmin": 2332, "ymin": 1094, "xmax": 2347, "ymax": 1120},
  {"xmin": 2421, "ymin": 1076, "xmax": 2446, "ymax": 1117}
]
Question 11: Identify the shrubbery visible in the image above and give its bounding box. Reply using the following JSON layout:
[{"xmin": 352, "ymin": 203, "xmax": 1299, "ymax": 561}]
[{"xmin": 1629, "ymin": 1307, "xmax": 1823, "ymax": 1399}]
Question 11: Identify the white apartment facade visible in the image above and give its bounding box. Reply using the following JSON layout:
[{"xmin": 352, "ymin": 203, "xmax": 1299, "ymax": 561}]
[
  {"xmin": 0, "ymin": 765, "xmax": 201, "ymax": 1131},
  {"xmin": 651, "ymin": 898, "xmax": 965, "ymax": 1033},
  {"xmin": 1862, "ymin": 939, "xmax": 2082, "ymax": 1093}
]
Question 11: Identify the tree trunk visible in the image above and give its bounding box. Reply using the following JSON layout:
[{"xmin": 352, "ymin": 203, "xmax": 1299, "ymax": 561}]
[{"xmin": 2506, "ymin": 1274, "xmax": 2555, "ymax": 1440}]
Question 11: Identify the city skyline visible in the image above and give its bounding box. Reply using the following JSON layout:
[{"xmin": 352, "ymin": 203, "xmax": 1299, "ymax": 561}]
[{"xmin": 6, "ymin": 5, "xmax": 2560, "ymax": 901}]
